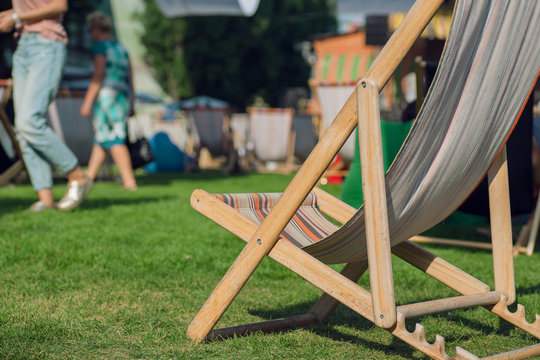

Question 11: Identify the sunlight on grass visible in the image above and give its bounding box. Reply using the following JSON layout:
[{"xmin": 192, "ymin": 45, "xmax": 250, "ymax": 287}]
[{"xmin": 1, "ymin": 172, "xmax": 539, "ymax": 359}]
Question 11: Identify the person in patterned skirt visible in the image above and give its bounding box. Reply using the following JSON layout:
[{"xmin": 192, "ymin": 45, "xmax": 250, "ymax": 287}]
[{"xmin": 81, "ymin": 11, "xmax": 137, "ymax": 190}]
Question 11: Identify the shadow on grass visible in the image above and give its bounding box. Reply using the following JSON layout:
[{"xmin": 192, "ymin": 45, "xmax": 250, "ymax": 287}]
[
  {"xmin": 135, "ymin": 170, "xmax": 252, "ymax": 186},
  {"xmin": 239, "ymin": 301, "xmax": 417, "ymax": 358},
  {"xmin": 0, "ymin": 195, "xmax": 175, "ymax": 217},
  {"xmin": 240, "ymin": 289, "xmax": 539, "ymax": 356},
  {"xmin": 77, "ymin": 195, "xmax": 176, "ymax": 210}
]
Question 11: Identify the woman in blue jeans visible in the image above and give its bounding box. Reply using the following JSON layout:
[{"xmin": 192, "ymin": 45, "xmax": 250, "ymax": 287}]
[{"xmin": 0, "ymin": 0, "xmax": 92, "ymax": 211}]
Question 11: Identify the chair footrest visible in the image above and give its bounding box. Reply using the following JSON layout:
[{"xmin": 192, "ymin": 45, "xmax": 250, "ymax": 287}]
[
  {"xmin": 397, "ymin": 291, "xmax": 502, "ymax": 319},
  {"xmin": 481, "ymin": 343, "xmax": 540, "ymax": 360}
]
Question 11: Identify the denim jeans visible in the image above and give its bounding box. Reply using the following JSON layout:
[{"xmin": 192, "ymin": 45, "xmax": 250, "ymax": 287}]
[{"xmin": 12, "ymin": 33, "xmax": 78, "ymax": 191}]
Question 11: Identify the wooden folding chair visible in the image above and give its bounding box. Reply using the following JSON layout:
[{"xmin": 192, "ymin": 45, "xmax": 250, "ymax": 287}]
[
  {"xmin": 187, "ymin": 1, "xmax": 540, "ymax": 358},
  {"xmin": 0, "ymin": 79, "xmax": 25, "ymax": 186},
  {"xmin": 181, "ymin": 96, "xmax": 237, "ymax": 172}
]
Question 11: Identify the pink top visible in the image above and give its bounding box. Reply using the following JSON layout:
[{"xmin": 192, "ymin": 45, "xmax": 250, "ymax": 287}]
[{"xmin": 13, "ymin": 0, "xmax": 68, "ymax": 44}]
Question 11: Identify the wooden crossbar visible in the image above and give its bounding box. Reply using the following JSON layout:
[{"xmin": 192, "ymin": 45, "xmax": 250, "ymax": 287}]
[
  {"xmin": 482, "ymin": 344, "xmax": 540, "ymax": 360},
  {"xmin": 397, "ymin": 292, "xmax": 502, "ymax": 319},
  {"xmin": 0, "ymin": 160, "xmax": 24, "ymax": 186}
]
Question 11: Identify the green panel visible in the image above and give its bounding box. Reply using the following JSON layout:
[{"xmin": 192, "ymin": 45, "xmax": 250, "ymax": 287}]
[
  {"xmin": 350, "ymin": 55, "xmax": 361, "ymax": 81},
  {"xmin": 322, "ymin": 54, "xmax": 332, "ymax": 81},
  {"xmin": 336, "ymin": 55, "xmax": 346, "ymax": 83},
  {"xmin": 340, "ymin": 120, "xmax": 413, "ymax": 208}
]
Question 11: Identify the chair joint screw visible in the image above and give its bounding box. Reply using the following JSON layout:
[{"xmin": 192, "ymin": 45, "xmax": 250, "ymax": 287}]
[
  {"xmin": 361, "ymin": 81, "xmax": 367, "ymax": 88},
  {"xmin": 380, "ymin": 314, "xmax": 384, "ymax": 319},
  {"xmin": 257, "ymin": 239, "xmax": 262, "ymax": 245}
]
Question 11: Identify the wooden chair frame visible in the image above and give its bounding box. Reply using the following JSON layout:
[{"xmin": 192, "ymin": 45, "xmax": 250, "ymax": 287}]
[
  {"xmin": 187, "ymin": 1, "xmax": 540, "ymax": 358},
  {"xmin": 0, "ymin": 79, "xmax": 25, "ymax": 186}
]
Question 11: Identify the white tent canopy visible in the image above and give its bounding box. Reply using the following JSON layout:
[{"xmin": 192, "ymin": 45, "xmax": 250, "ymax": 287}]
[
  {"xmin": 155, "ymin": 0, "xmax": 260, "ymax": 17},
  {"xmin": 337, "ymin": 0, "xmax": 414, "ymax": 15}
]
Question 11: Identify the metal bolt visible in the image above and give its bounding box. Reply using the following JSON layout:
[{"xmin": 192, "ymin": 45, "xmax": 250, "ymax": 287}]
[
  {"xmin": 362, "ymin": 81, "xmax": 367, "ymax": 88},
  {"xmin": 380, "ymin": 314, "xmax": 384, "ymax": 319},
  {"xmin": 257, "ymin": 239, "xmax": 262, "ymax": 245},
  {"xmin": 196, "ymin": 199, "xmax": 200, "ymax": 203}
]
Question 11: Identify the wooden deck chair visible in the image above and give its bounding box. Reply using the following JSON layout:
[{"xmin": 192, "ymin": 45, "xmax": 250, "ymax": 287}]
[
  {"xmin": 187, "ymin": 1, "xmax": 540, "ymax": 358},
  {"xmin": 0, "ymin": 79, "xmax": 25, "ymax": 186},
  {"xmin": 181, "ymin": 96, "xmax": 236, "ymax": 172},
  {"xmin": 247, "ymin": 107, "xmax": 296, "ymax": 173}
]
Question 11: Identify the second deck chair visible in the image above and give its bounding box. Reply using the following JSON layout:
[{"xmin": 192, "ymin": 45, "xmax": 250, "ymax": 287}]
[
  {"xmin": 181, "ymin": 96, "xmax": 236, "ymax": 172},
  {"xmin": 187, "ymin": 1, "xmax": 540, "ymax": 358},
  {"xmin": 248, "ymin": 107, "xmax": 296, "ymax": 173},
  {"xmin": 0, "ymin": 79, "xmax": 25, "ymax": 186}
]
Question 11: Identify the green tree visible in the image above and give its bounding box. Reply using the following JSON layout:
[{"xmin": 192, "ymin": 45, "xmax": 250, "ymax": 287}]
[
  {"xmin": 138, "ymin": 0, "xmax": 193, "ymax": 101},
  {"xmin": 139, "ymin": 0, "xmax": 336, "ymax": 108}
]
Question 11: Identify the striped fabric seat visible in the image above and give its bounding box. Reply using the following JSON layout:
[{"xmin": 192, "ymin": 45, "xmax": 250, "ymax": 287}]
[{"xmin": 214, "ymin": 192, "xmax": 338, "ymax": 248}]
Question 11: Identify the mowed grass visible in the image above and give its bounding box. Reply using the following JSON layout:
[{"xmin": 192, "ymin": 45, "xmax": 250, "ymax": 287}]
[{"xmin": 0, "ymin": 171, "xmax": 539, "ymax": 359}]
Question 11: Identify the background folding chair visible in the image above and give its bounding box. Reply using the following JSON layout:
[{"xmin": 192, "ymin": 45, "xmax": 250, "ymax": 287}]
[
  {"xmin": 181, "ymin": 95, "xmax": 237, "ymax": 172},
  {"xmin": 0, "ymin": 79, "xmax": 25, "ymax": 186},
  {"xmin": 248, "ymin": 107, "xmax": 296, "ymax": 173}
]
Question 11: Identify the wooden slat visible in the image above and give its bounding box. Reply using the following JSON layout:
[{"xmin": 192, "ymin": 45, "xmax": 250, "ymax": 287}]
[
  {"xmin": 482, "ymin": 343, "xmax": 540, "ymax": 360},
  {"xmin": 358, "ymin": 78, "xmax": 395, "ymax": 328},
  {"xmin": 525, "ymin": 198, "xmax": 540, "ymax": 255},
  {"xmin": 312, "ymin": 187, "xmax": 356, "ymax": 225},
  {"xmin": 0, "ymin": 160, "xmax": 24, "ymax": 186},
  {"xmin": 488, "ymin": 147, "xmax": 515, "ymax": 304},
  {"xmin": 397, "ymin": 292, "xmax": 501, "ymax": 319},
  {"xmin": 411, "ymin": 236, "xmax": 494, "ymax": 250}
]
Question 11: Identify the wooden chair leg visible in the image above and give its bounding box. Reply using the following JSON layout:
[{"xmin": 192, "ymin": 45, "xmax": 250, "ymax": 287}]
[
  {"xmin": 0, "ymin": 160, "xmax": 24, "ymax": 186},
  {"xmin": 488, "ymin": 146, "xmax": 515, "ymax": 304},
  {"xmin": 358, "ymin": 78, "xmax": 396, "ymax": 328},
  {"xmin": 525, "ymin": 199, "xmax": 540, "ymax": 255},
  {"xmin": 516, "ymin": 195, "xmax": 540, "ymax": 256},
  {"xmin": 309, "ymin": 261, "xmax": 369, "ymax": 324}
]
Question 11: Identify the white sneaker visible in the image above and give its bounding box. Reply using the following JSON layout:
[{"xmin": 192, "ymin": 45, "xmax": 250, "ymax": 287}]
[
  {"xmin": 29, "ymin": 201, "xmax": 56, "ymax": 212},
  {"xmin": 57, "ymin": 177, "xmax": 94, "ymax": 211}
]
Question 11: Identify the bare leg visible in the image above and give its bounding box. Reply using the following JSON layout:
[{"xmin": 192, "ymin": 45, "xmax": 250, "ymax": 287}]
[
  {"xmin": 37, "ymin": 188, "xmax": 54, "ymax": 207},
  {"xmin": 110, "ymin": 144, "xmax": 137, "ymax": 190},
  {"xmin": 66, "ymin": 165, "xmax": 88, "ymax": 184},
  {"xmin": 86, "ymin": 144, "xmax": 107, "ymax": 181}
]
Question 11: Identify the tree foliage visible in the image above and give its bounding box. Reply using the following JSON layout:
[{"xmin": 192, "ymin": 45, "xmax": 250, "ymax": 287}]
[{"xmin": 139, "ymin": 0, "xmax": 336, "ymax": 109}]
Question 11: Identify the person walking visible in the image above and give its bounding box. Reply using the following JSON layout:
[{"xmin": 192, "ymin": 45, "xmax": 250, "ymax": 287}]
[
  {"xmin": 81, "ymin": 11, "xmax": 137, "ymax": 190},
  {"xmin": 0, "ymin": 0, "xmax": 93, "ymax": 211}
]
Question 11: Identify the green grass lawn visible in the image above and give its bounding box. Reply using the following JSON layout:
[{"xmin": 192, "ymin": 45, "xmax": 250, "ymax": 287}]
[{"xmin": 0, "ymin": 171, "xmax": 539, "ymax": 359}]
